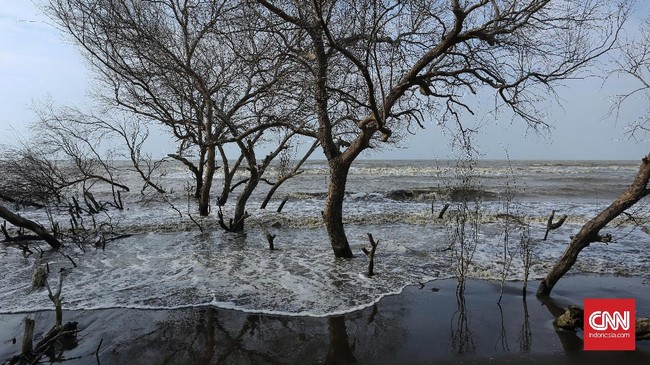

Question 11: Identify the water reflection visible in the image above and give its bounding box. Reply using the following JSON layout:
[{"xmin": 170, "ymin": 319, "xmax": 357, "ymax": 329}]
[
  {"xmin": 519, "ymin": 296, "xmax": 532, "ymax": 352},
  {"xmin": 3, "ymin": 278, "xmax": 647, "ymax": 364},
  {"xmin": 450, "ymin": 283, "xmax": 475, "ymax": 355},
  {"xmin": 324, "ymin": 316, "xmax": 356, "ymax": 365}
]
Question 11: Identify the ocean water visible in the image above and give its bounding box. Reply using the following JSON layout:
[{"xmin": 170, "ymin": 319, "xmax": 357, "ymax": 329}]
[{"xmin": 0, "ymin": 159, "xmax": 648, "ymax": 316}]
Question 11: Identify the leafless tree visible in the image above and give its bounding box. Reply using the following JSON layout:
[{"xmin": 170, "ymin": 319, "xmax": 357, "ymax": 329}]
[
  {"xmin": 1, "ymin": 107, "xmax": 129, "ymax": 211},
  {"xmin": 611, "ymin": 17, "xmax": 650, "ymax": 140},
  {"xmin": 40, "ymin": 105, "xmax": 167, "ymax": 195},
  {"xmin": 0, "ymin": 109, "xmax": 137, "ymax": 251},
  {"xmin": 254, "ymin": 0, "xmax": 628, "ymax": 257},
  {"xmin": 47, "ymin": 0, "xmax": 300, "ymax": 224}
]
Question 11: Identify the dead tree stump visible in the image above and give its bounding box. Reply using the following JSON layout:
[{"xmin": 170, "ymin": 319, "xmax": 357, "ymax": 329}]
[
  {"xmin": 362, "ymin": 233, "xmax": 379, "ymax": 277},
  {"xmin": 21, "ymin": 318, "xmax": 35, "ymax": 355},
  {"xmin": 543, "ymin": 210, "xmax": 567, "ymax": 241}
]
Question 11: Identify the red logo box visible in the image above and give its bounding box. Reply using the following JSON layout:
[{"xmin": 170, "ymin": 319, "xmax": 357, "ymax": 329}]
[{"xmin": 583, "ymin": 298, "xmax": 636, "ymax": 351}]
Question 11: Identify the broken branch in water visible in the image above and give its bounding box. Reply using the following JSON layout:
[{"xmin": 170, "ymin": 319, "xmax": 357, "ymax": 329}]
[
  {"xmin": 537, "ymin": 154, "xmax": 650, "ymax": 297},
  {"xmin": 437, "ymin": 203, "xmax": 450, "ymax": 219},
  {"xmin": 46, "ymin": 270, "xmax": 65, "ymax": 327},
  {"xmin": 543, "ymin": 210, "xmax": 567, "ymax": 241},
  {"xmin": 21, "ymin": 318, "xmax": 35, "ymax": 356}
]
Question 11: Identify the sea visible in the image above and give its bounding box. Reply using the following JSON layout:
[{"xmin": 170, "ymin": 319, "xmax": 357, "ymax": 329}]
[{"xmin": 0, "ymin": 159, "xmax": 648, "ymax": 317}]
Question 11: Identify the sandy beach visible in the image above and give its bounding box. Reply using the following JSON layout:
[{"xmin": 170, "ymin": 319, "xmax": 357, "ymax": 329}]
[{"xmin": 1, "ymin": 274, "xmax": 648, "ymax": 364}]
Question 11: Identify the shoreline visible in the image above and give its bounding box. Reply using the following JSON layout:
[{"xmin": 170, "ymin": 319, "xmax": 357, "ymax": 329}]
[{"xmin": 2, "ymin": 274, "xmax": 649, "ymax": 364}]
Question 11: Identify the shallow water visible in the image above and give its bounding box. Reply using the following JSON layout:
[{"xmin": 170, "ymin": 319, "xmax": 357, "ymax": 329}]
[
  {"xmin": 0, "ymin": 159, "xmax": 648, "ymax": 316},
  {"xmin": 1, "ymin": 276, "xmax": 649, "ymax": 364}
]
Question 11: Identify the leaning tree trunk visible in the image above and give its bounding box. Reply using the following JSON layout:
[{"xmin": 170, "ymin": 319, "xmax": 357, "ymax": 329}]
[
  {"xmin": 198, "ymin": 145, "xmax": 217, "ymax": 216},
  {"xmin": 537, "ymin": 154, "xmax": 650, "ymax": 297},
  {"xmin": 0, "ymin": 203, "xmax": 62, "ymax": 249},
  {"xmin": 323, "ymin": 158, "xmax": 354, "ymax": 258}
]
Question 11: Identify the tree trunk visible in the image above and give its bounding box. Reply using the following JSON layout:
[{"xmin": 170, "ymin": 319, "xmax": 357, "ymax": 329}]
[
  {"xmin": 217, "ymin": 145, "xmax": 231, "ymax": 206},
  {"xmin": 0, "ymin": 203, "xmax": 62, "ymax": 249},
  {"xmin": 232, "ymin": 167, "xmax": 259, "ymax": 232},
  {"xmin": 198, "ymin": 145, "xmax": 217, "ymax": 216},
  {"xmin": 323, "ymin": 159, "xmax": 354, "ymax": 258},
  {"xmin": 536, "ymin": 155, "xmax": 650, "ymax": 297},
  {"xmin": 196, "ymin": 144, "xmax": 207, "ymax": 199}
]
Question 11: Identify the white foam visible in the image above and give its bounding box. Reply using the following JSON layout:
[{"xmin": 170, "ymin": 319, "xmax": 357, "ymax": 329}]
[{"xmin": 1, "ymin": 160, "xmax": 647, "ymax": 317}]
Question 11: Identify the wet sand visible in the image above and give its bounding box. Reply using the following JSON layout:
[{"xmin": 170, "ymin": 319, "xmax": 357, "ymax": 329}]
[{"xmin": 1, "ymin": 274, "xmax": 649, "ymax": 364}]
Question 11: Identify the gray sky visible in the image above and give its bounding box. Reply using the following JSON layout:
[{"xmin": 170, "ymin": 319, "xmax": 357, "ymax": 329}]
[{"xmin": 1, "ymin": 2, "xmax": 648, "ymax": 161}]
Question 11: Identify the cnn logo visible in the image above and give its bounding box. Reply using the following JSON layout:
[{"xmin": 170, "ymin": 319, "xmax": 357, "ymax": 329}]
[
  {"xmin": 583, "ymin": 298, "xmax": 635, "ymax": 351},
  {"xmin": 588, "ymin": 310, "xmax": 630, "ymax": 331}
]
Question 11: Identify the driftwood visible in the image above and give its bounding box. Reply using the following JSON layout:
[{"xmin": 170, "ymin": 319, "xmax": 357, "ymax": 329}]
[
  {"xmin": 554, "ymin": 305, "xmax": 650, "ymax": 340},
  {"xmin": 9, "ymin": 272, "xmax": 78, "ymax": 365},
  {"xmin": 0, "ymin": 204, "xmax": 62, "ymax": 249},
  {"xmin": 543, "ymin": 210, "xmax": 567, "ymax": 240},
  {"xmin": 537, "ymin": 155, "xmax": 650, "ymax": 297},
  {"xmin": 362, "ymin": 233, "xmax": 379, "ymax": 276}
]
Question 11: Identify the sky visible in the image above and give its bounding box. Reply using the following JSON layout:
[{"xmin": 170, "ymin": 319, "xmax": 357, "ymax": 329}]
[{"xmin": 0, "ymin": 1, "xmax": 648, "ymax": 161}]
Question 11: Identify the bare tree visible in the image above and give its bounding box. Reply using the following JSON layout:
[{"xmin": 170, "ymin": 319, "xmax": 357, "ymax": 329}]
[
  {"xmin": 39, "ymin": 105, "xmax": 167, "ymax": 195},
  {"xmin": 537, "ymin": 13, "xmax": 650, "ymax": 297},
  {"xmin": 255, "ymin": 0, "xmax": 628, "ymax": 257},
  {"xmin": 1, "ymin": 108, "xmax": 129, "ymax": 211},
  {"xmin": 47, "ymin": 0, "xmax": 296, "ymax": 222},
  {"xmin": 611, "ymin": 17, "xmax": 650, "ymax": 140}
]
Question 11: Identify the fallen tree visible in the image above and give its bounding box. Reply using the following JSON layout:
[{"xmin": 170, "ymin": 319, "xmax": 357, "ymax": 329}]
[
  {"xmin": 537, "ymin": 154, "xmax": 650, "ymax": 297},
  {"xmin": 0, "ymin": 203, "xmax": 62, "ymax": 249}
]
